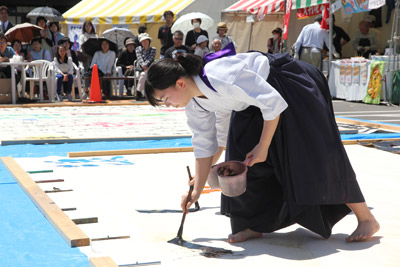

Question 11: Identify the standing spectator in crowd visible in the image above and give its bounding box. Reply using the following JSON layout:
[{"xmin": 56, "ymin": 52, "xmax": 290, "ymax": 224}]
[
  {"xmin": 332, "ymin": 15, "xmax": 350, "ymax": 58},
  {"xmin": 36, "ymin": 16, "xmax": 53, "ymax": 58},
  {"xmin": 53, "ymin": 45, "xmax": 74, "ymax": 102},
  {"xmin": 294, "ymin": 15, "xmax": 338, "ymax": 70},
  {"xmin": 0, "ymin": 6, "xmax": 13, "ymax": 34},
  {"xmin": 87, "ymin": 39, "xmax": 116, "ymax": 99},
  {"xmin": 365, "ymin": 15, "xmax": 382, "ymax": 54},
  {"xmin": 11, "ymin": 39, "xmax": 29, "ymax": 61},
  {"xmin": 352, "ymin": 21, "xmax": 379, "ymax": 58},
  {"xmin": 58, "ymin": 37, "xmax": 79, "ymax": 66},
  {"xmin": 214, "ymin": 22, "xmax": 235, "ymax": 49},
  {"xmin": 185, "ymin": 18, "xmax": 209, "ymax": 50},
  {"xmin": 0, "ymin": 33, "xmax": 16, "ymax": 78},
  {"xmin": 135, "ymin": 25, "xmax": 147, "ymax": 47},
  {"xmin": 135, "ymin": 33, "xmax": 156, "ymax": 100},
  {"xmin": 116, "ymin": 37, "xmax": 137, "ymax": 96},
  {"xmin": 211, "ymin": 38, "xmax": 222, "ymax": 52},
  {"xmin": 267, "ymin": 27, "xmax": 284, "ymax": 54},
  {"xmin": 79, "ymin": 20, "xmax": 98, "ymax": 98},
  {"xmin": 158, "ymin": 10, "xmax": 174, "ymax": 59},
  {"xmin": 164, "ymin": 30, "xmax": 192, "ymax": 60},
  {"xmin": 194, "ymin": 35, "xmax": 209, "ymax": 57},
  {"xmin": 30, "ymin": 36, "xmax": 52, "ymax": 62},
  {"xmin": 48, "ymin": 22, "xmax": 64, "ymax": 49}
]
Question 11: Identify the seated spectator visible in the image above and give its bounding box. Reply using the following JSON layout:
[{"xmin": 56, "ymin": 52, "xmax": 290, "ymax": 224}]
[
  {"xmin": 116, "ymin": 37, "xmax": 137, "ymax": 96},
  {"xmin": 11, "ymin": 39, "xmax": 29, "ymax": 60},
  {"xmin": 214, "ymin": 22, "xmax": 235, "ymax": 49},
  {"xmin": 0, "ymin": 33, "xmax": 16, "ymax": 79},
  {"xmin": 352, "ymin": 21, "xmax": 379, "ymax": 58},
  {"xmin": 85, "ymin": 39, "xmax": 116, "ymax": 99},
  {"xmin": 58, "ymin": 37, "xmax": 79, "ymax": 66},
  {"xmin": 164, "ymin": 30, "xmax": 192, "ymax": 60},
  {"xmin": 135, "ymin": 33, "xmax": 156, "ymax": 100},
  {"xmin": 194, "ymin": 35, "xmax": 209, "ymax": 57},
  {"xmin": 30, "ymin": 36, "xmax": 52, "ymax": 61},
  {"xmin": 267, "ymin": 27, "xmax": 284, "ymax": 54},
  {"xmin": 211, "ymin": 38, "xmax": 222, "ymax": 52},
  {"xmin": 53, "ymin": 45, "xmax": 74, "ymax": 102},
  {"xmin": 36, "ymin": 16, "xmax": 53, "ymax": 58},
  {"xmin": 185, "ymin": 18, "xmax": 209, "ymax": 50},
  {"xmin": 135, "ymin": 25, "xmax": 147, "ymax": 47}
]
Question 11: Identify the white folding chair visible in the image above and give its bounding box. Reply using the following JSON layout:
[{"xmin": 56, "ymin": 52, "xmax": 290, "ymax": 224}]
[
  {"xmin": 71, "ymin": 63, "xmax": 83, "ymax": 100},
  {"xmin": 22, "ymin": 60, "xmax": 55, "ymax": 102}
]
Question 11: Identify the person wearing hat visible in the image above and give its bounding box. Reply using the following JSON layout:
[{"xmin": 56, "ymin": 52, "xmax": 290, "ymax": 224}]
[
  {"xmin": 135, "ymin": 25, "xmax": 147, "ymax": 47},
  {"xmin": 0, "ymin": 6, "xmax": 13, "ymax": 34},
  {"xmin": 365, "ymin": 15, "xmax": 382, "ymax": 54},
  {"xmin": 214, "ymin": 22, "xmax": 235, "ymax": 49},
  {"xmin": 58, "ymin": 37, "xmax": 79, "ymax": 66},
  {"xmin": 194, "ymin": 35, "xmax": 209, "ymax": 57},
  {"xmin": 185, "ymin": 18, "xmax": 209, "ymax": 50},
  {"xmin": 135, "ymin": 33, "xmax": 156, "ymax": 100},
  {"xmin": 116, "ymin": 37, "xmax": 137, "ymax": 96},
  {"xmin": 294, "ymin": 15, "xmax": 339, "ymax": 70},
  {"xmin": 267, "ymin": 27, "xmax": 284, "ymax": 54},
  {"xmin": 352, "ymin": 20, "xmax": 379, "ymax": 58}
]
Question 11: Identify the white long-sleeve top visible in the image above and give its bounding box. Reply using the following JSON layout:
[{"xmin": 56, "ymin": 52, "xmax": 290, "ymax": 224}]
[
  {"xmin": 294, "ymin": 22, "xmax": 329, "ymax": 53},
  {"xmin": 185, "ymin": 52, "xmax": 288, "ymax": 158},
  {"xmin": 90, "ymin": 50, "xmax": 116, "ymax": 74},
  {"xmin": 53, "ymin": 56, "xmax": 74, "ymax": 75}
]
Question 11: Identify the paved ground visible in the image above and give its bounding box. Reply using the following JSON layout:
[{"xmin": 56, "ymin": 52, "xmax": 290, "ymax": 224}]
[{"xmin": 333, "ymin": 100, "xmax": 400, "ymax": 124}]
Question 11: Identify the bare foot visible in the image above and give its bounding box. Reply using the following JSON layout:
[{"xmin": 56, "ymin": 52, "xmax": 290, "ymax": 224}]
[
  {"xmin": 228, "ymin": 229, "xmax": 262, "ymax": 243},
  {"xmin": 346, "ymin": 219, "xmax": 380, "ymax": 242}
]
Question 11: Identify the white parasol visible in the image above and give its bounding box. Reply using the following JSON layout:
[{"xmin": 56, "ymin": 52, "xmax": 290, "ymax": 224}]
[
  {"xmin": 102, "ymin": 28, "xmax": 135, "ymax": 50},
  {"xmin": 171, "ymin": 12, "xmax": 214, "ymax": 34}
]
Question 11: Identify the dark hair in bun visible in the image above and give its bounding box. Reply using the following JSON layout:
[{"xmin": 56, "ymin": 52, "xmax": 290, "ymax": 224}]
[{"xmin": 145, "ymin": 54, "xmax": 204, "ymax": 106}]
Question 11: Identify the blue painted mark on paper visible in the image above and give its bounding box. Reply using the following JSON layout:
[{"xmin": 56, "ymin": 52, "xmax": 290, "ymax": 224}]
[{"xmin": 44, "ymin": 156, "xmax": 133, "ymax": 168}]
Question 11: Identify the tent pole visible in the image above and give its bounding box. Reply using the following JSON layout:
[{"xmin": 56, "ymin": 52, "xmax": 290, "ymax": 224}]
[
  {"xmin": 248, "ymin": 21, "xmax": 253, "ymax": 51},
  {"xmin": 329, "ymin": 0, "xmax": 332, "ymax": 76}
]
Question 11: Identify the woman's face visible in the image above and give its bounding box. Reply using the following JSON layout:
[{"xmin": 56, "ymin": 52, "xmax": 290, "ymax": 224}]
[
  {"xmin": 58, "ymin": 46, "xmax": 66, "ymax": 57},
  {"xmin": 101, "ymin": 40, "xmax": 109, "ymax": 52},
  {"xmin": 50, "ymin": 24, "xmax": 58, "ymax": 33},
  {"xmin": 63, "ymin": 41, "xmax": 71, "ymax": 50},
  {"xmin": 85, "ymin": 23, "xmax": 92, "ymax": 33},
  {"xmin": 12, "ymin": 42, "xmax": 22, "ymax": 52},
  {"xmin": 154, "ymin": 81, "xmax": 191, "ymax": 108},
  {"xmin": 37, "ymin": 20, "xmax": 46, "ymax": 28},
  {"xmin": 32, "ymin": 41, "xmax": 41, "ymax": 52},
  {"xmin": 141, "ymin": 39, "xmax": 150, "ymax": 49}
]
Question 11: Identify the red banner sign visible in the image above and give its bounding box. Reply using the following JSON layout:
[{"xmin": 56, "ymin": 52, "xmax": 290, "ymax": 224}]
[
  {"xmin": 297, "ymin": 4, "xmax": 324, "ymax": 19},
  {"xmin": 283, "ymin": 0, "xmax": 292, "ymax": 40}
]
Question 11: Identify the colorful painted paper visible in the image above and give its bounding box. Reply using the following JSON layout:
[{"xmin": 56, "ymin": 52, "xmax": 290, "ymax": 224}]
[
  {"xmin": 352, "ymin": 61, "xmax": 360, "ymax": 84},
  {"xmin": 363, "ymin": 61, "xmax": 385, "ymax": 104},
  {"xmin": 360, "ymin": 61, "xmax": 368, "ymax": 84},
  {"xmin": 340, "ymin": 61, "xmax": 346, "ymax": 83},
  {"xmin": 342, "ymin": 0, "xmax": 370, "ymax": 14},
  {"xmin": 345, "ymin": 61, "xmax": 352, "ymax": 84}
]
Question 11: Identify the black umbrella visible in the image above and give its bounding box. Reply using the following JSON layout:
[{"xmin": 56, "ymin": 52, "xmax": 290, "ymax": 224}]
[
  {"xmin": 27, "ymin": 6, "xmax": 65, "ymax": 22},
  {"xmin": 81, "ymin": 38, "xmax": 119, "ymax": 57}
]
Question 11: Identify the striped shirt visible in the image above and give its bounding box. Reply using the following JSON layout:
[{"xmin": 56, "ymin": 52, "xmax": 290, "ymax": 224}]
[{"xmin": 135, "ymin": 46, "xmax": 156, "ymax": 68}]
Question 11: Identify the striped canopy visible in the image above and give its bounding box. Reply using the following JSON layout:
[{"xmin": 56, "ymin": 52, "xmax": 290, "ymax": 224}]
[
  {"xmin": 62, "ymin": 0, "xmax": 195, "ymax": 25},
  {"xmin": 225, "ymin": 0, "xmax": 284, "ymax": 15},
  {"xmin": 292, "ymin": 0, "xmax": 329, "ymax": 9},
  {"xmin": 224, "ymin": 0, "xmax": 328, "ymax": 15}
]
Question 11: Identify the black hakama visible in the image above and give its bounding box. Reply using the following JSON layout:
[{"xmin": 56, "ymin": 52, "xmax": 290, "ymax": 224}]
[{"xmin": 220, "ymin": 53, "xmax": 365, "ymax": 238}]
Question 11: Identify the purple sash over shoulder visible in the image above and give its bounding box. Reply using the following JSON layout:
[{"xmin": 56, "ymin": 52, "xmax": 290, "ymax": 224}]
[{"xmin": 199, "ymin": 42, "xmax": 236, "ymax": 92}]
